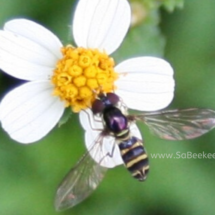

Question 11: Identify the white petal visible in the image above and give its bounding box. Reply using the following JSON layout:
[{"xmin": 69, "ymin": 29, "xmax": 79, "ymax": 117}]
[
  {"xmin": 0, "ymin": 19, "xmax": 63, "ymax": 81},
  {"xmin": 115, "ymin": 57, "xmax": 175, "ymax": 111},
  {"xmin": 85, "ymin": 130, "xmax": 123, "ymax": 168},
  {"xmin": 0, "ymin": 42, "xmax": 54, "ymax": 81},
  {"xmin": 79, "ymin": 109, "xmax": 103, "ymax": 131},
  {"xmin": 73, "ymin": 0, "xmax": 131, "ymax": 54},
  {"xmin": 129, "ymin": 123, "xmax": 142, "ymax": 140},
  {"xmin": 79, "ymin": 109, "xmax": 123, "ymax": 167},
  {"xmin": 0, "ymin": 81, "xmax": 65, "ymax": 143},
  {"xmin": 4, "ymin": 19, "xmax": 63, "ymax": 59},
  {"xmin": 79, "ymin": 109, "xmax": 143, "ymax": 168}
]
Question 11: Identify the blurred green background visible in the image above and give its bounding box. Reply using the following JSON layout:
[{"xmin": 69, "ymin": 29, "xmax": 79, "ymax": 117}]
[{"xmin": 1, "ymin": 0, "xmax": 215, "ymax": 215}]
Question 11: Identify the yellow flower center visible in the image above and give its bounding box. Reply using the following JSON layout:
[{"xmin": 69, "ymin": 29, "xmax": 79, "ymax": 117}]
[{"xmin": 52, "ymin": 46, "xmax": 118, "ymax": 112}]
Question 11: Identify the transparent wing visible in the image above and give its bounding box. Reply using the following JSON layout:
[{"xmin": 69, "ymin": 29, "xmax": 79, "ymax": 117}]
[
  {"xmin": 55, "ymin": 139, "xmax": 108, "ymax": 211},
  {"xmin": 132, "ymin": 108, "xmax": 215, "ymax": 140}
]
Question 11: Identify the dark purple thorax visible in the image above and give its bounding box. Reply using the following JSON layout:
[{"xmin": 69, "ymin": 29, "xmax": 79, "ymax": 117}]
[
  {"xmin": 103, "ymin": 107, "xmax": 128, "ymax": 133},
  {"xmin": 92, "ymin": 93, "xmax": 127, "ymax": 133}
]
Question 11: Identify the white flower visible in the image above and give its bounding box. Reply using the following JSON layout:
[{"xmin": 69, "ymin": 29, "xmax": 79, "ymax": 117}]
[{"xmin": 0, "ymin": 0, "xmax": 174, "ymax": 144}]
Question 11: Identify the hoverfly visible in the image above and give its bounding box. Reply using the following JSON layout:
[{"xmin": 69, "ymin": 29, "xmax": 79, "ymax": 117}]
[{"xmin": 55, "ymin": 93, "xmax": 215, "ymax": 211}]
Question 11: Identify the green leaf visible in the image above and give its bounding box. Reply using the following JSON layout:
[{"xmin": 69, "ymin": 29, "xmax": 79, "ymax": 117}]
[
  {"xmin": 113, "ymin": 6, "xmax": 165, "ymax": 63},
  {"xmin": 162, "ymin": 0, "xmax": 184, "ymax": 12},
  {"xmin": 57, "ymin": 107, "xmax": 73, "ymax": 127},
  {"xmin": 132, "ymin": 0, "xmax": 184, "ymax": 12}
]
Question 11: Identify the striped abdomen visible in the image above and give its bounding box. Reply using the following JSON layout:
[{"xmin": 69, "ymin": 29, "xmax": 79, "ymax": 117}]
[
  {"xmin": 102, "ymin": 105, "xmax": 149, "ymax": 181},
  {"xmin": 118, "ymin": 136, "xmax": 149, "ymax": 181}
]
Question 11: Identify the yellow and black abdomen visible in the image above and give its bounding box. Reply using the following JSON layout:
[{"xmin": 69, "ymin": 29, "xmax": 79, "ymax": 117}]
[
  {"xmin": 102, "ymin": 105, "xmax": 149, "ymax": 181},
  {"xmin": 118, "ymin": 136, "xmax": 149, "ymax": 181}
]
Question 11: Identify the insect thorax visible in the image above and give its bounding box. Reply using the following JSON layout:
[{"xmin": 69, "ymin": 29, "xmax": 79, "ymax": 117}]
[{"xmin": 103, "ymin": 106, "xmax": 129, "ymax": 135}]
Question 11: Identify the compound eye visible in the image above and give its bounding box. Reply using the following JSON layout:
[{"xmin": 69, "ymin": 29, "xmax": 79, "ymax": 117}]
[
  {"xmin": 106, "ymin": 93, "xmax": 119, "ymax": 105},
  {"xmin": 92, "ymin": 99, "xmax": 105, "ymax": 114}
]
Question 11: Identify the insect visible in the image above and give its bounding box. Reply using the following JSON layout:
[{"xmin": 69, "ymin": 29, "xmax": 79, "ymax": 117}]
[
  {"xmin": 55, "ymin": 93, "xmax": 215, "ymax": 211},
  {"xmin": 91, "ymin": 93, "xmax": 149, "ymax": 181}
]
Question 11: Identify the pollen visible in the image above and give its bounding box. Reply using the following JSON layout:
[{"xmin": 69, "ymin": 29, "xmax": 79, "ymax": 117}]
[{"xmin": 51, "ymin": 46, "xmax": 118, "ymax": 112}]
